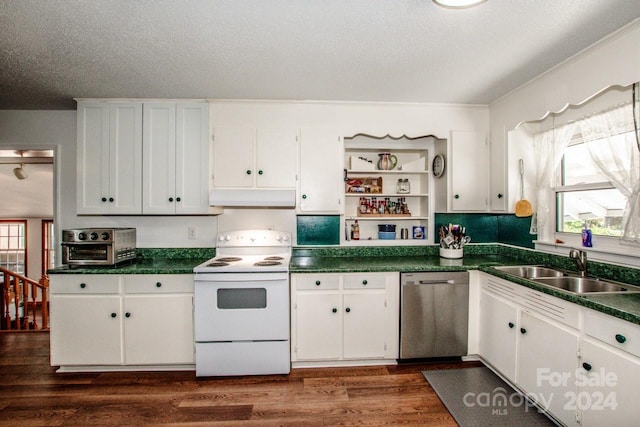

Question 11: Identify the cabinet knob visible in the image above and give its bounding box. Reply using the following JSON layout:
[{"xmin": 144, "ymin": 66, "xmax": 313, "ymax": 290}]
[
  {"xmin": 362, "ymin": 280, "xmax": 368, "ymax": 285},
  {"xmin": 582, "ymin": 362, "xmax": 592, "ymax": 371},
  {"xmin": 109, "ymin": 197, "xmax": 114, "ymax": 202},
  {"xmin": 615, "ymin": 334, "xmax": 627, "ymax": 344},
  {"xmin": 258, "ymin": 170, "xmax": 263, "ymax": 175},
  {"xmin": 246, "ymin": 170, "xmax": 252, "ymax": 175},
  {"xmin": 302, "ymin": 194, "xmax": 307, "ymax": 199},
  {"xmin": 125, "ymin": 312, "xmax": 131, "ymax": 318},
  {"xmin": 498, "ymin": 193, "xmax": 503, "ymax": 199},
  {"xmin": 520, "ymin": 327, "xmax": 527, "ymax": 335},
  {"xmin": 169, "ymin": 197, "xmax": 174, "ymax": 202},
  {"xmin": 110, "ymin": 313, "xmax": 117, "ymax": 318},
  {"xmin": 176, "ymin": 197, "xmax": 181, "ymax": 202},
  {"xmin": 345, "ymin": 307, "xmax": 351, "ymax": 313},
  {"xmin": 315, "ymin": 280, "xmax": 321, "ymax": 286},
  {"xmin": 80, "ymin": 283, "xmax": 86, "ymax": 289},
  {"xmin": 454, "ymin": 194, "xmax": 460, "ymax": 199},
  {"xmin": 101, "ymin": 197, "xmax": 107, "ymax": 202},
  {"xmin": 508, "ymin": 322, "xmax": 514, "ymax": 329},
  {"xmin": 332, "ymin": 307, "xmax": 337, "ymax": 313},
  {"xmin": 156, "ymin": 282, "xmax": 162, "ymax": 288}
]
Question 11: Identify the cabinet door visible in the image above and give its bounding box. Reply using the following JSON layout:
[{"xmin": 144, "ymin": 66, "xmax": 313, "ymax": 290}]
[
  {"xmin": 299, "ymin": 128, "xmax": 342, "ymax": 213},
  {"xmin": 255, "ymin": 128, "xmax": 297, "ymax": 188},
  {"xmin": 479, "ymin": 291, "xmax": 518, "ymax": 382},
  {"xmin": 175, "ymin": 103, "xmax": 209, "ymax": 214},
  {"xmin": 143, "ymin": 103, "xmax": 177, "ymax": 214},
  {"xmin": 450, "ymin": 130, "xmax": 488, "ymax": 211},
  {"xmin": 212, "ymin": 126, "xmax": 255, "ymax": 188},
  {"xmin": 517, "ymin": 310, "xmax": 579, "ymax": 427},
  {"xmin": 50, "ymin": 295, "xmax": 122, "ymax": 366},
  {"xmin": 342, "ymin": 292, "xmax": 387, "ymax": 359},
  {"xmin": 77, "ymin": 102, "xmax": 142, "ymax": 214},
  {"xmin": 77, "ymin": 102, "xmax": 110, "ymax": 214},
  {"xmin": 294, "ymin": 292, "xmax": 341, "ymax": 360},
  {"xmin": 580, "ymin": 339, "xmax": 640, "ymax": 427},
  {"xmin": 123, "ymin": 294, "xmax": 194, "ymax": 365}
]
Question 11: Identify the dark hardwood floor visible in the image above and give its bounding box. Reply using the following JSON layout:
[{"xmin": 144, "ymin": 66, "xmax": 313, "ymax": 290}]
[{"xmin": 0, "ymin": 332, "xmax": 482, "ymax": 426}]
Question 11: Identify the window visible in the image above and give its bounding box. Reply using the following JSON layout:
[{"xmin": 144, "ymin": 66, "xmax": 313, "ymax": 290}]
[
  {"xmin": 556, "ymin": 137, "xmax": 626, "ymax": 237},
  {"xmin": 555, "ymin": 131, "xmax": 631, "ymax": 237},
  {"xmin": 0, "ymin": 221, "xmax": 27, "ymax": 274},
  {"xmin": 42, "ymin": 220, "xmax": 55, "ymax": 274}
]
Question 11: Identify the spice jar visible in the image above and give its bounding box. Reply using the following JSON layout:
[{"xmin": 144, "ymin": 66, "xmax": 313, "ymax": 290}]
[{"xmin": 396, "ymin": 178, "xmax": 410, "ymax": 194}]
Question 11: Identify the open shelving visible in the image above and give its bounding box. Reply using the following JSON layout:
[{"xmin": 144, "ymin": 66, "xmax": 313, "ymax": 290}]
[{"xmin": 342, "ymin": 135, "xmax": 435, "ymax": 245}]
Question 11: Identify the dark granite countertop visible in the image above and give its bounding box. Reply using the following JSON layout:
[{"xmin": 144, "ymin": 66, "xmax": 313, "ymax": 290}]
[
  {"xmin": 47, "ymin": 257, "xmax": 210, "ymax": 275},
  {"xmin": 290, "ymin": 254, "xmax": 511, "ymax": 272}
]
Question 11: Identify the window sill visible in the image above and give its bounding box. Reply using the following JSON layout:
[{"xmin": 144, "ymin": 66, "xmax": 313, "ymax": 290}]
[{"xmin": 535, "ymin": 236, "xmax": 640, "ymax": 268}]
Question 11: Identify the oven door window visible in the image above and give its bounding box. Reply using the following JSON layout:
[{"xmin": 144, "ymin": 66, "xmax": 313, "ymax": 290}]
[
  {"xmin": 67, "ymin": 244, "xmax": 110, "ymax": 261},
  {"xmin": 217, "ymin": 288, "xmax": 266, "ymax": 309}
]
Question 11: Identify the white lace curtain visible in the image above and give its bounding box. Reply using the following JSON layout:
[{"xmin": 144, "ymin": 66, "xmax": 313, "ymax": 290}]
[
  {"xmin": 533, "ymin": 122, "xmax": 576, "ymax": 241},
  {"xmin": 576, "ymin": 102, "xmax": 640, "ymax": 245}
]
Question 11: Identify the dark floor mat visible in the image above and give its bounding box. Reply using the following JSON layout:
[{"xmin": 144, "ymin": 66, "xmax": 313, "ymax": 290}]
[{"xmin": 422, "ymin": 366, "xmax": 557, "ymax": 426}]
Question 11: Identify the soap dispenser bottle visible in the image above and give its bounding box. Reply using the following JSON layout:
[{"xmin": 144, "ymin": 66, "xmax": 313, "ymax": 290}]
[{"xmin": 581, "ymin": 222, "xmax": 593, "ymax": 247}]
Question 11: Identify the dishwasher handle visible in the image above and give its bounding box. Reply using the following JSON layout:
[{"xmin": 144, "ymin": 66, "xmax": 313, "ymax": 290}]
[{"xmin": 404, "ymin": 279, "xmax": 457, "ymax": 285}]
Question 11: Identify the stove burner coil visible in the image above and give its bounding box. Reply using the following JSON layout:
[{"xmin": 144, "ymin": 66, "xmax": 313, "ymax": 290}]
[
  {"xmin": 215, "ymin": 257, "xmax": 243, "ymax": 262},
  {"xmin": 254, "ymin": 261, "xmax": 283, "ymax": 267},
  {"xmin": 264, "ymin": 256, "xmax": 284, "ymax": 261},
  {"xmin": 206, "ymin": 261, "xmax": 230, "ymax": 267}
]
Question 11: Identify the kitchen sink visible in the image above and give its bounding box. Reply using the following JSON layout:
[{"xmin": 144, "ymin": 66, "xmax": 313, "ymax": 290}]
[
  {"xmin": 494, "ymin": 265, "xmax": 566, "ymax": 279},
  {"xmin": 532, "ymin": 276, "xmax": 640, "ymax": 295}
]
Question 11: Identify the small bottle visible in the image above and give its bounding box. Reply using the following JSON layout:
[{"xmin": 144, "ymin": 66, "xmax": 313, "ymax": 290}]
[
  {"xmin": 582, "ymin": 222, "xmax": 593, "ymax": 247},
  {"xmin": 351, "ymin": 220, "xmax": 360, "ymax": 240}
]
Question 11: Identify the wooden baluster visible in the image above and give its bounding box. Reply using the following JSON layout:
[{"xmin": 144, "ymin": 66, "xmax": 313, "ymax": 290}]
[
  {"xmin": 29, "ymin": 282, "xmax": 38, "ymax": 330},
  {"xmin": 2, "ymin": 272, "xmax": 8, "ymax": 330},
  {"xmin": 14, "ymin": 277, "xmax": 21, "ymax": 330},
  {"xmin": 40, "ymin": 275, "xmax": 49, "ymax": 330}
]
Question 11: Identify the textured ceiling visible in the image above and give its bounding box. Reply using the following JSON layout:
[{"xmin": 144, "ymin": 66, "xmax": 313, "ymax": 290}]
[{"xmin": 1, "ymin": 0, "xmax": 640, "ymax": 110}]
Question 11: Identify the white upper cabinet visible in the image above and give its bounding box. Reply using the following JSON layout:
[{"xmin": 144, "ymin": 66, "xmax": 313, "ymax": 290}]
[
  {"xmin": 143, "ymin": 102, "xmax": 209, "ymax": 214},
  {"xmin": 298, "ymin": 128, "xmax": 343, "ymax": 213},
  {"xmin": 435, "ymin": 130, "xmax": 489, "ymax": 212},
  {"xmin": 77, "ymin": 102, "xmax": 143, "ymax": 214},
  {"xmin": 212, "ymin": 126, "xmax": 297, "ymax": 189}
]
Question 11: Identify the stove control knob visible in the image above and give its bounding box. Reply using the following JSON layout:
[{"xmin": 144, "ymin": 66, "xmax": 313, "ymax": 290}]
[
  {"xmin": 282, "ymin": 234, "xmax": 290, "ymax": 242},
  {"xmin": 90, "ymin": 232, "xmax": 99, "ymax": 240},
  {"xmin": 78, "ymin": 232, "xmax": 87, "ymax": 241},
  {"xmin": 101, "ymin": 232, "xmax": 110, "ymax": 241},
  {"xmin": 224, "ymin": 234, "xmax": 232, "ymax": 242},
  {"xmin": 218, "ymin": 235, "xmax": 225, "ymax": 242}
]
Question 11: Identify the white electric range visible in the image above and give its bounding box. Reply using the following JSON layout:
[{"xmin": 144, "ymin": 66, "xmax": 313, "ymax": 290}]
[{"xmin": 193, "ymin": 230, "xmax": 292, "ymax": 376}]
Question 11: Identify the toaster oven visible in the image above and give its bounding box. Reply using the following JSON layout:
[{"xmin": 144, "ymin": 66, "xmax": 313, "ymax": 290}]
[{"xmin": 61, "ymin": 228, "xmax": 136, "ymax": 266}]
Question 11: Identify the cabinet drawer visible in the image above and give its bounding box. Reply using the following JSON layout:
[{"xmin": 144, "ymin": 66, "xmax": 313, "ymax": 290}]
[
  {"xmin": 50, "ymin": 274, "xmax": 120, "ymax": 294},
  {"xmin": 124, "ymin": 274, "xmax": 194, "ymax": 294},
  {"xmin": 294, "ymin": 274, "xmax": 340, "ymax": 290},
  {"xmin": 343, "ymin": 274, "xmax": 387, "ymax": 289},
  {"xmin": 585, "ymin": 310, "xmax": 640, "ymax": 358}
]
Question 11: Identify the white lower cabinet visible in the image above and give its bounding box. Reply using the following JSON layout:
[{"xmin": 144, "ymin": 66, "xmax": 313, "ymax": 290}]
[
  {"xmin": 479, "ymin": 290, "xmax": 518, "ymax": 383},
  {"xmin": 517, "ymin": 310, "xmax": 579, "ymax": 426},
  {"xmin": 291, "ymin": 272, "xmax": 398, "ymax": 365},
  {"xmin": 479, "ymin": 274, "xmax": 580, "ymax": 427},
  {"xmin": 579, "ymin": 310, "xmax": 640, "ymax": 427},
  {"xmin": 50, "ymin": 274, "xmax": 194, "ymax": 370}
]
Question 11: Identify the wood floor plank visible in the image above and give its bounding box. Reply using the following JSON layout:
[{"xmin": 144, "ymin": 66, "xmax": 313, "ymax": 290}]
[{"xmin": 0, "ymin": 332, "xmax": 480, "ymax": 426}]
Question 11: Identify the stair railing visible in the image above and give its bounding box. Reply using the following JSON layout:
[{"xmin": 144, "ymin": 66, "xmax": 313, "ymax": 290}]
[{"xmin": 1, "ymin": 267, "xmax": 49, "ymax": 331}]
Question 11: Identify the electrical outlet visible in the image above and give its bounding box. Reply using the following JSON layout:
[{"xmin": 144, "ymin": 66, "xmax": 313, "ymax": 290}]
[{"xmin": 188, "ymin": 227, "xmax": 196, "ymax": 240}]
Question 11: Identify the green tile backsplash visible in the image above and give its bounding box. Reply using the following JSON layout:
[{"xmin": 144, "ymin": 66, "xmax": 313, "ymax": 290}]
[
  {"xmin": 297, "ymin": 215, "xmax": 341, "ymax": 245},
  {"xmin": 435, "ymin": 213, "xmax": 536, "ymax": 248}
]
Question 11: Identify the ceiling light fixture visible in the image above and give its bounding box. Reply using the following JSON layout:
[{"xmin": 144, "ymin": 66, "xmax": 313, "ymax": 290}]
[
  {"xmin": 12, "ymin": 150, "xmax": 28, "ymax": 180},
  {"xmin": 13, "ymin": 163, "xmax": 27, "ymax": 180},
  {"xmin": 433, "ymin": 0, "xmax": 487, "ymax": 9}
]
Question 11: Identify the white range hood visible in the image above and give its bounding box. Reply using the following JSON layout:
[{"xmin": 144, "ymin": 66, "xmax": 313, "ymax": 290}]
[{"xmin": 209, "ymin": 189, "xmax": 296, "ymax": 207}]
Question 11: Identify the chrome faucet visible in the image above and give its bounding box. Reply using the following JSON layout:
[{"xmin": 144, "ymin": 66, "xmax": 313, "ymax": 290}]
[{"xmin": 569, "ymin": 248, "xmax": 588, "ymax": 277}]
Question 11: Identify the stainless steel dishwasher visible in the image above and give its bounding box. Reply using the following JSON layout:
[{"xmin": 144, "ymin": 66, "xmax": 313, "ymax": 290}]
[{"xmin": 399, "ymin": 271, "xmax": 469, "ymax": 359}]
